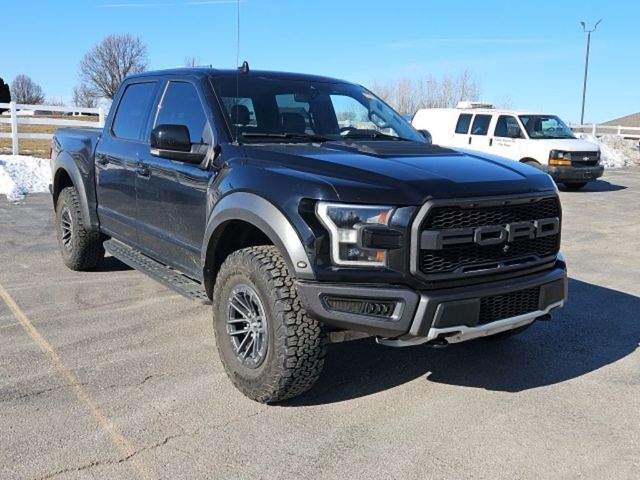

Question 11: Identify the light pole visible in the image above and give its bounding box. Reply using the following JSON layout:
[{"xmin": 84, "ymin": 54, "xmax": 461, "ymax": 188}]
[{"xmin": 580, "ymin": 19, "xmax": 602, "ymax": 124}]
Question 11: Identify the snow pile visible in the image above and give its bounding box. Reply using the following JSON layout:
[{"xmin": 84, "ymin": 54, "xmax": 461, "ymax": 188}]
[
  {"xmin": 578, "ymin": 134, "xmax": 640, "ymax": 168},
  {"xmin": 0, "ymin": 155, "xmax": 51, "ymax": 201}
]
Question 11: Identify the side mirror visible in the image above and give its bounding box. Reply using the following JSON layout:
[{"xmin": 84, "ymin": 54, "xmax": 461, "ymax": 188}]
[
  {"xmin": 150, "ymin": 124, "xmax": 207, "ymax": 163},
  {"xmin": 418, "ymin": 129, "xmax": 432, "ymax": 144}
]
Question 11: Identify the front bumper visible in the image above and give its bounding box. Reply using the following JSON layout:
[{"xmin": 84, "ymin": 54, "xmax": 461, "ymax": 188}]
[
  {"xmin": 297, "ymin": 264, "xmax": 567, "ymax": 344},
  {"xmin": 544, "ymin": 164, "xmax": 604, "ymax": 182}
]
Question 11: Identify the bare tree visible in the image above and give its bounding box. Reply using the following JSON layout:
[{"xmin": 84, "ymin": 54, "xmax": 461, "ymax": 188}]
[
  {"xmin": 46, "ymin": 97, "xmax": 66, "ymax": 107},
  {"xmin": 370, "ymin": 70, "xmax": 480, "ymax": 115},
  {"xmin": 11, "ymin": 74, "xmax": 45, "ymax": 104},
  {"xmin": 72, "ymin": 84, "xmax": 98, "ymax": 108},
  {"xmin": 79, "ymin": 33, "xmax": 148, "ymax": 100}
]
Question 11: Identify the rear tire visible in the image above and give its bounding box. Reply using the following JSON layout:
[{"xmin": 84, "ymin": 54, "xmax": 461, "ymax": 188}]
[
  {"xmin": 55, "ymin": 186, "xmax": 105, "ymax": 271},
  {"xmin": 212, "ymin": 245, "xmax": 326, "ymax": 403},
  {"xmin": 563, "ymin": 182, "xmax": 587, "ymax": 190}
]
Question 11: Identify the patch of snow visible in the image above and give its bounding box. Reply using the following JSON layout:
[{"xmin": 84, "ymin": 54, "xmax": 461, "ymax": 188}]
[
  {"xmin": 0, "ymin": 155, "xmax": 51, "ymax": 201},
  {"xmin": 578, "ymin": 134, "xmax": 640, "ymax": 168}
]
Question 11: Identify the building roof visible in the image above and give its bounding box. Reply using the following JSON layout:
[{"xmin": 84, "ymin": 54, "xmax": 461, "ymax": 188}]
[{"xmin": 602, "ymin": 112, "xmax": 640, "ymax": 128}]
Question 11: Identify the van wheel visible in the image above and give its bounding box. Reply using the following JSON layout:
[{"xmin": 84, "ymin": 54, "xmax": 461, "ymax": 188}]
[
  {"xmin": 563, "ymin": 182, "xmax": 587, "ymax": 190},
  {"xmin": 55, "ymin": 186, "xmax": 105, "ymax": 271},
  {"xmin": 212, "ymin": 245, "xmax": 326, "ymax": 403}
]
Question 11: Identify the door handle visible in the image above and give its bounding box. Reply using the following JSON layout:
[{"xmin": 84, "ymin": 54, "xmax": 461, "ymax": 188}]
[
  {"xmin": 468, "ymin": 137, "xmax": 472, "ymax": 145},
  {"xmin": 96, "ymin": 156, "xmax": 109, "ymax": 166},
  {"xmin": 136, "ymin": 164, "xmax": 151, "ymax": 178},
  {"xmin": 489, "ymin": 138, "xmax": 493, "ymax": 146}
]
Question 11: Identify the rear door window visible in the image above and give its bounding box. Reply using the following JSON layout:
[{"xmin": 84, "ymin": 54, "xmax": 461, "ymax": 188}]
[
  {"xmin": 112, "ymin": 82, "xmax": 157, "ymax": 141},
  {"xmin": 470, "ymin": 114, "xmax": 492, "ymax": 136},
  {"xmin": 455, "ymin": 113, "xmax": 472, "ymax": 134}
]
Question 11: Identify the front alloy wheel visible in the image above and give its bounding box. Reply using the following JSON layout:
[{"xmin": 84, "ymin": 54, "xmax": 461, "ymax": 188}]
[{"xmin": 226, "ymin": 284, "xmax": 269, "ymax": 369}]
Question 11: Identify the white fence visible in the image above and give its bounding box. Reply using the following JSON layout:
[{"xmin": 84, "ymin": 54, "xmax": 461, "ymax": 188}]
[
  {"xmin": 0, "ymin": 101, "xmax": 105, "ymax": 155},
  {"xmin": 570, "ymin": 123, "xmax": 640, "ymax": 140}
]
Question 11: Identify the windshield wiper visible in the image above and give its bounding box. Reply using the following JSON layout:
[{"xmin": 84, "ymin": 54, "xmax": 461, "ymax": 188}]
[
  {"xmin": 241, "ymin": 132, "xmax": 332, "ymax": 142},
  {"xmin": 341, "ymin": 131, "xmax": 409, "ymax": 141}
]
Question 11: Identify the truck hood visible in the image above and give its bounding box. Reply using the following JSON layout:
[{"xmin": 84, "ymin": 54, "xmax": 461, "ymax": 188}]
[
  {"xmin": 242, "ymin": 141, "xmax": 556, "ymax": 205},
  {"xmin": 533, "ymin": 137, "xmax": 600, "ymax": 151}
]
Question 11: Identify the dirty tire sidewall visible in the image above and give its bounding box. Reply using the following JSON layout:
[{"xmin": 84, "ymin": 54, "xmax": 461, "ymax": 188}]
[
  {"xmin": 55, "ymin": 186, "xmax": 105, "ymax": 271},
  {"xmin": 213, "ymin": 246, "xmax": 326, "ymax": 403}
]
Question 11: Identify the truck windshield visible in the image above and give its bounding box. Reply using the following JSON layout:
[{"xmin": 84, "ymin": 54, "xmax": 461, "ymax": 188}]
[
  {"xmin": 209, "ymin": 75, "xmax": 425, "ymax": 143},
  {"xmin": 518, "ymin": 115, "xmax": 575, "ymax": 139}
]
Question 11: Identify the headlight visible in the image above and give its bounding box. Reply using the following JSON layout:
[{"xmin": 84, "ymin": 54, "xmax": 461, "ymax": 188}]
[
  {"xmin": 316, "ymin": 202, "xmax": 394, "ymax": 266},
  {"xmin": 549, "ymin": 150, "xmax": 571, "ymax": 166}
]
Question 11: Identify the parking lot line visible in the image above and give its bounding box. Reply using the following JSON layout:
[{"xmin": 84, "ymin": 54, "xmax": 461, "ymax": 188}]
[{"xmin": 0, "ymin": 282, "xmax": 156, "ymax": 480}]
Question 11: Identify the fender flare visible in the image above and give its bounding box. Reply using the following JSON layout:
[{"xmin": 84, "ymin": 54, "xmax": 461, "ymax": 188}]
[
  {"xmin": 52, "ymin": 154, "xmax": 98, "ymax": 229},
  {"xmin": 201, "ymin": 192, "xmax": 315, "ymax": 281}
]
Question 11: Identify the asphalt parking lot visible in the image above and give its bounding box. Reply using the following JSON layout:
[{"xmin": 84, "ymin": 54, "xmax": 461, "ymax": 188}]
[{"xmin": 1, "ymin": 170, "xmax": 639, "ymax": 480}]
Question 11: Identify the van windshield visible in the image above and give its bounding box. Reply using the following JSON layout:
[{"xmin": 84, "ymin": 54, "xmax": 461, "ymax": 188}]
[
  {"xmin": 209, "ymin": 75, "xmax": 425, "ymax": 143},
  {"xmin": 519, "ymin": 115, "xmax": 575, "ymax": 139}
]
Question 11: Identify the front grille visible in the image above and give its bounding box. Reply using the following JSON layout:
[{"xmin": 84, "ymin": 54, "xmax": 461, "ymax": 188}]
[
  {"xmin": 478, "ymin": 287, "xmax": 541, "ymax": 324},
  {"xmin": 418, "ymin": 196, "xmax": 561, "ymax": 276},
  {"xmin": 570, "ymin": 152, "xmax": 599, "ymax": 168},
  {"xmin": 572, "ymin": 160, "xmax": 599, "ymax": 168},
  {"xmin": 420, "ymin": 236, "xmax": 559, "ymax": 273},
  {"xmin": 424, "ymin": 198, "xmax": 559, "ymax": 230}
]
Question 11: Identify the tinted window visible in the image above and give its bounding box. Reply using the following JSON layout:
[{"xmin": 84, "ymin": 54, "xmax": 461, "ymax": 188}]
[
  {"xmin": 112, "ymin": 82, "xmax": 156, "ymax": 141},
  {"xmin": 156, "ymin": 82, "xmax": 208, "ymax": 144},
  {"xmin": 494, "ymin": 115, "xmax": 523, "ymax": 138},
  {"xmin": 470, "ymin": 114, "xmax": 492, "ymax": 135},
  {"xmin": 209, "ymin": 76, "xmax": 424, "ymax": 143},
  {"xmin": 455, "ymin": 113, "xmax": 472, "ymax": 134}
]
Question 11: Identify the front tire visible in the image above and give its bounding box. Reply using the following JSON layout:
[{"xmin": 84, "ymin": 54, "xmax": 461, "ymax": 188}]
[
  {"xmin": 55, "ymin": 186, "xmax": 105, "ymax": 270},
  {"xmin": 212, "ymin": 245, "xmax": 326, "ymax": 403}
]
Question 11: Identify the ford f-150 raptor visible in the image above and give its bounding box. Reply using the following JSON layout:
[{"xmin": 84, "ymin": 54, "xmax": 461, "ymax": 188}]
[{"xmin": 50, "ymin": 67, "xmax": 567, "ymax": 403}]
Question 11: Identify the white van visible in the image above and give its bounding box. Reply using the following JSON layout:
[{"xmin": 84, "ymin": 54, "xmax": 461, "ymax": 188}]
[{"xmin": 412, "ymin": 102, "xmax": 603, "ymax": 189}]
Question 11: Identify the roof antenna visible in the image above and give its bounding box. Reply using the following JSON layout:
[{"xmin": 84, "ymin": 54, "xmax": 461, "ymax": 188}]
[{"xmin": 234, "ymin": 0, "xmax": 241, "ymax": 144}]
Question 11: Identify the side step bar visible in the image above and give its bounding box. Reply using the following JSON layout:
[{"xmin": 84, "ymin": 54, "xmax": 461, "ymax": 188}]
[{"xmin": 104, "ymin": 239, "xmax": 211, "ymax": 305}]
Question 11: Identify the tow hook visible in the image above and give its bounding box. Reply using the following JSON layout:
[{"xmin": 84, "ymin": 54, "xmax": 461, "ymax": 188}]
[{"xmin": 427, "ymin": 338, "xmax": 449, "ymax": 348}]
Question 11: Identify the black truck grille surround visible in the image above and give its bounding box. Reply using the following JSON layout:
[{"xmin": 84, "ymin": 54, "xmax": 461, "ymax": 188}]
[
  {"xmin": 478, "ymin": 287, "xmax": 541, "ymax": 324},
  {"xmin": 418, "ymin": 197, "xmax": 561, "ymax": 276}
]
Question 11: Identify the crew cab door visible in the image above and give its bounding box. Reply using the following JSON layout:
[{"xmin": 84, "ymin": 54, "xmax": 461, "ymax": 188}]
[
  {"xmin": 490, "ymin": 115, "xmax": 525, "ymax": 160},
  {"xmin": 95, "ymin": 80, "xmax": 158, "ymax": 245},
  {"xmin": 134, "ymin": 79, "xmax": 213, "ymax": 278}
]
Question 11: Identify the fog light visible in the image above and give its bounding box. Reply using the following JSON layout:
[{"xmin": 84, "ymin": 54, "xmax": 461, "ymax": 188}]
[{"xmin": 322, "ymin": 296, "xmax": 398, "ymax": 318}]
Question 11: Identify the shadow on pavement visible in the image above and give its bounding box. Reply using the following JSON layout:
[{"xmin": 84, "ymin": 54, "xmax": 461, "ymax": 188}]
[
  {"xmin": 93, "ymin": 255, "xmax": 132, "ymax": 272},
  {"xmin": 559, "ymin": 180, "xmax": 626, "ymax": 193},
  {"xmin": 287, "ymin": 278, "xmax": 639, "ymax": 406}
]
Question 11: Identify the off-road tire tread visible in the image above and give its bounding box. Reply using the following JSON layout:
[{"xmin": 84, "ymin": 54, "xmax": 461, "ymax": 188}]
[
  {"xmin": 56, "ymin": 186, "xmax": 105, "ymax": 271},
  {"xmin": 213, "ymin": 245, "xmax": 326, "ymax": 403}
]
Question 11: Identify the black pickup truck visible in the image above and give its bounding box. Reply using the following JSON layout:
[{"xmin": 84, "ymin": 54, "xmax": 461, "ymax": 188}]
[{"xmin": 51, "ymin": 67, "xmax": 567, "ymax": 402}]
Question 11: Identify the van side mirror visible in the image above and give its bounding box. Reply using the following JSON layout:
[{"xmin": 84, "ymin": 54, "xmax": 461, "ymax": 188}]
[
  {"xmin": 150, "ymin": 124, "xmax": 207, "ymax": 163},
  {"xmin": 418, "ymin": 129, "xmax": 432, "ymax": 144}
]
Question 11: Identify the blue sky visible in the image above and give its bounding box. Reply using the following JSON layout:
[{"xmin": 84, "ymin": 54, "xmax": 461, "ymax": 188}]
[{"xmin": 3, "ymin": 0, "xmax": 638, "ymax": 123}]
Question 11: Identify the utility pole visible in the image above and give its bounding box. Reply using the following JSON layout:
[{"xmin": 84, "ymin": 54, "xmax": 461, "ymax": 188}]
[{"xmin": 580, "ymin": 19, "xmax": 602, "ymax": 124}]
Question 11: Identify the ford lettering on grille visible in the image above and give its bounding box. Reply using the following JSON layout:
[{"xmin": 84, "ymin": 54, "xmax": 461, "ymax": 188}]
[{"xmin": 421, "ymin": 217, "xmax": 560, "ymax": 250}]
